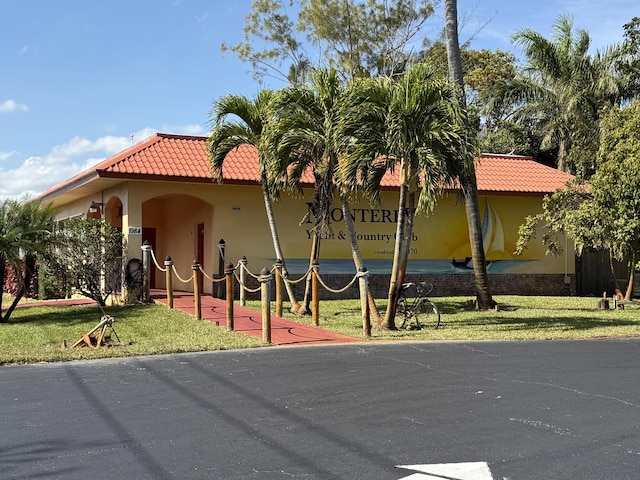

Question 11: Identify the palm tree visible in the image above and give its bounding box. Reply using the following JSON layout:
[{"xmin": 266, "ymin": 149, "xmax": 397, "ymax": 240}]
[
  {"xmin": 340, "ymin": 62, "xmax": 472, "ymax": 329},
  {"xmin": 1, "ymin": 198, "xmax": 58, "ymax": 323},
  {"xmin": 444, "ymin": 0, "xmax": 496, "ymax": 310},
  {"xmin": 487, "ymin": 15, "xmax": 627, "ymax": 174},
  {"xmin": 268, "ymin": 68, "xmax": 383, "ymax": 321},
  {"xmin": 208, "ymin": 90, "xmax": 301, "ymax": 313},
  {"xmin": 0, "ymin": 199, "xmax": 21, "ymax": 321}
]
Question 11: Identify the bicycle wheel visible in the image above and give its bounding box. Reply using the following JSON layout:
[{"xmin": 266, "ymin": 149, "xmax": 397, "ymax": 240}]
[
  {"xmin": 415, "ymin": 300, "xmax": 441, "ymax": 329},
  {"xmin": 395, "ymin": 297, "xmax": 411, "ymax": 329}
]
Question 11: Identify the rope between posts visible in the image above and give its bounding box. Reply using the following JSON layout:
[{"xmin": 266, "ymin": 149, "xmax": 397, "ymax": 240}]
[
  {"xmin": 282, "ymin": 266, "xmax": 313, "ymax": 285},
  {"xmin": 149, "ymin": 248, "xmax": 167, "ymax": 272},
  {"xmin": 313, "ymin": 269, "xmax": 368, "ymax": 294},
  {"xmin": 171, "ymin": 265, "xmax": 194, "ymax": 284},
  {"xmin": 232, "ymin": 263, "xmax": 275, "ymax": 293},
  {"xmin": 234, "ymin": 269, "xmax": 262, "ymax": 293},
  {"xmin": 238, "ymin": 262, "xmax": 262, "ymax": 281},
  {"xmin": 198, "ymin": 265, "xmax": 226, "ymax": 283}
]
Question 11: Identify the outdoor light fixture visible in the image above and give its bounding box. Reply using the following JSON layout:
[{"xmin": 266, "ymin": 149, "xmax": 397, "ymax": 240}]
[{"xmin": 89, "ymin": 201, "xmax": 104, "ymax": 213}]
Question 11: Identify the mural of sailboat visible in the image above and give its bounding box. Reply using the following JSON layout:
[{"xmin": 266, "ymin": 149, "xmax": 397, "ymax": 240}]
[
  {"xmin": 482, "ymin": 199, "xmax": 504, "ymax": 256},
  {"xmin": 451, "ymin": 199, "xmax": 504, "ymax": 271}
]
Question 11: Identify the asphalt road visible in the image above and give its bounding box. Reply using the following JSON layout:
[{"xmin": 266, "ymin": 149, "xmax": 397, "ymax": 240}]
[{"xmin": 2, "ymin": 339, "xmax": 640, "ymax": 479}]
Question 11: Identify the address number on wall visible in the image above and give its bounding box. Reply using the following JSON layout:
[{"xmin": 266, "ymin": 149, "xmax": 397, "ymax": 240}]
[{"xmin": 129, "ymin": 227, "xmax": 143, "ymax": 235}]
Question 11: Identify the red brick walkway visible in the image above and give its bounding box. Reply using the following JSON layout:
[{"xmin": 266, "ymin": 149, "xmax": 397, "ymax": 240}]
[{"xmin": 152, "ymin": 290, "xmax": 362, "ymax": 346}]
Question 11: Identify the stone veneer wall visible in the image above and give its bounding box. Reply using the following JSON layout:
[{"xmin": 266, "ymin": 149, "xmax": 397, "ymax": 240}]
[
  {"xmin": 224, "ymin": 273, "xmax": 576, "ymax": 301},
  {"xmin": 315, "ymin": 273, "xmax": 575, "ymax": 299}
]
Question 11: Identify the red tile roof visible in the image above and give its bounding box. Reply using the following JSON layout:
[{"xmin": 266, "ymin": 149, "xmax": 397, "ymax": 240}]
[{"xmin": 40, "ymin": 133, "xmax": 574, "ymax": 201}]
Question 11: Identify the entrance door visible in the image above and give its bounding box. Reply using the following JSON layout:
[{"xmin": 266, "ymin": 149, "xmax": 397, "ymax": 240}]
[
  {"xmin": 142, "ymin": 228, "xmax": 157, "ymax": 289},
  {"xmin": 197, "ymin": 223, "xmax": 205, "ymax": 292}
]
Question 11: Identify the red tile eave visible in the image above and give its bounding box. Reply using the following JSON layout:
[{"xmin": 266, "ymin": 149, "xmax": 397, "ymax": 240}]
[
  {"xmin": 375, "ymin": 184, "xmax": 549, "ymax": 197},
  {"xmin": 475, "ymin": 189, "xmax": 547, "ymax": 198},
  {"xmin": 97, "ymin": 172, "xmax": 212, "ymax": 184},
  {"xmin": 39, "ymin": 170, "xmax": 99, "ymax": 201},
  {"xmin": 38, "ymin": 134, "xmax": 575, "ymax": 202}
]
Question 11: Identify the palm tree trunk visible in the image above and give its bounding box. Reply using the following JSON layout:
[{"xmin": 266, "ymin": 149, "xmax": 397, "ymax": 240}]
[
  {"xmin": 557, "ymin": 139, "xmax": 567, "ymax": 173},
  {"xmin": 444, "ymin": 0, "xmax": 464, "ymax": 85},
  {"xmin": 301, "ymin": 167, "xmax": 334, "ymax": 314},
  {"xmin": 0, "ymin": 256, "xmax": 6, "ymax": 323},
  {"xmin": 624, "ymin": 252, "xmax": 635, "ymax": 301},
  {"xmin": 608, "ymin": 249, "xmax": 623, "ymax": 298},
  {"xmin": 445, "ymin": 0, "xmax": 496, "ymax": 309},
  {"xmin": 382, "ymin": 164, "xmax": 410, "ymax": 330},
  {"xmin": 4, "ymin": 256, "xmax": 36, "ymax": 321},
  {"xmin": 340, "ymin": 193, "xmax": 383, "ymax": 326},
  {"xmin": 462, "ymin": 180, "xmax": 495, "ymax": 308},
  {"xmin": 261, "ymin": 182, "xmax": 301, "ymax": 313},
  {"xmin": 301, "ymin": 231, "xmax": 321, "ymax": 315},
  {"xmin": 398, "ymin": 190, "xmax": 416, "ymax": 289}
]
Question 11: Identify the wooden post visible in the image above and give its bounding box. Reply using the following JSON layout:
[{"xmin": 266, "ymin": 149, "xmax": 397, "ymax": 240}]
[
  {"xmin": 312, "ymin": 260, "xmax": 320, "ymax": 327},
  {"xmin": 597, "ymin": 291, "xmax": 610, "ymax": 310},
  {"xmin": 239, "ymin": 256, "xmax": 248, "ymax": 306},
  {"xmin": 141, "ymin": 241, "xmax": 152, "ymax": 304},
  {"xmin": 274, "ymin": 259, "xmax": 283, "ymax": 318},
  {"xmin": 192, "ymin": 260, "xmax": 201, "ymax": 320},
  {"xmin": 359, "ymin": 267, "xmax": 371, "ymax": 338},
  {"xmin": 225, "ymin": 262, "xmax": 235, "ymax": 330},
  {"xmin": 164, "ymin": 256, "xmax": 173, "ymax": 309},
  {"xmin": 260, "ymin": 267, "xmax": 271, "ymax": 344}
]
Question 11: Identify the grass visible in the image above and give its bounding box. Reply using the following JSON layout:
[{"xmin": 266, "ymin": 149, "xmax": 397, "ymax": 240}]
[
  {"xmin": 248, "ymin": 295, "xmax": 640, "ymax": 341},
  {"xmin": 1, "ymin": 295, "xmax": 638, "ymax": 365},
  {"xmin": 0, "ymin": 303, "xmax": 263, "ymax": 365}
]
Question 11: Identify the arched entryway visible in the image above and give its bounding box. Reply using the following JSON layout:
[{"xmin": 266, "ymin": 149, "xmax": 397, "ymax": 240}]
[{"xmin": 141, "ymin": 194, "xmax": 214, "ymax": 293}]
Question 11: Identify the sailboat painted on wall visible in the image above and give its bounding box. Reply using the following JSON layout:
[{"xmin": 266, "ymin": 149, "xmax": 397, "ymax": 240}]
[
  {"xmin": 451, "ymin": 199, "xmax": 505, "ymax": 271},
  {"xmin": 482, "ymin": 199, "xmax": 504, "ymax": 256}
]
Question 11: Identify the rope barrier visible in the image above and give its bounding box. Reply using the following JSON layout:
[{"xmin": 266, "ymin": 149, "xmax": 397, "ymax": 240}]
[
  {"xmin": 171, "ymin": 265, "xmax": 193, "ymax": 284},
  {"xmin": 234, "ymin": 266, "xmax": 262, "ymax": 293},
  {"xmin": 238, "ymin": 262, "xmax": 262, "ymax": 281},
  {"xmin": 145, "ymin": 245, "xmax": 369, "ymax": 297},
  {"xmin": 149, "ymin": 248, "xmax": 167, "ymax": 272},
  {"xmin": 198, "ymin": 265, "xmax": 226, "ymax": 283},
  {"xmin": 282, "ymin": 266, "xmax": 313, "ymax": 285},
  {"xmin": 312, "ymin": 268, "xmax": 367, "ymax": 294}
]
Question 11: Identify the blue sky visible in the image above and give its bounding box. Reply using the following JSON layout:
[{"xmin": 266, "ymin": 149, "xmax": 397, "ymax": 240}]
[{"xmin": 1, "ymin": 0, "xmax": 636, "ymax": 199}]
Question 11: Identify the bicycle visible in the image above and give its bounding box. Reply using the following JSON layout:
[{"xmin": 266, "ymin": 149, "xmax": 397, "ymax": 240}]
[{"xmin": 395, "ymin": 281, "xmax": 441, "ymax": 330}]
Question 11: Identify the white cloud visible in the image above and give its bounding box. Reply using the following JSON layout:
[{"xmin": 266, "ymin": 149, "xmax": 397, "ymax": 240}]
[
  {"xmin": 0, "ymin": 99, "xmax": 29, "ymax": 113},
  {"xmin": 161, "ymin": 123, "xmax": 206, "ymax": 136},
  {"xmin": 49, "ymin": 135, "xmax": 130, "ymax": 158},
  {"xmin": 0, "ymin": 151, "xmax": 19, "ymax": 162},
  {"xmin": 0, "ymin": 124, "xmax": 206, "ymax": 199},
  {"xmin": 18, "ymin": 45, "xmax": 29, "ymax": 55}
]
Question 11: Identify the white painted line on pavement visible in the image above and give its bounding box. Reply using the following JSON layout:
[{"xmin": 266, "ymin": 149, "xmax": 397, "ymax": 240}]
[{"xmin": 397, "ymin": 462, "xmax": 494, "ymax": 480}]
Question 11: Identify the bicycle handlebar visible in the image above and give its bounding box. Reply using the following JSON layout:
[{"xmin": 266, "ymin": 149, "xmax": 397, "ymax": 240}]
[{"xmin": 400, "ymin": 281, "xmax": 434, "ymax": 296}]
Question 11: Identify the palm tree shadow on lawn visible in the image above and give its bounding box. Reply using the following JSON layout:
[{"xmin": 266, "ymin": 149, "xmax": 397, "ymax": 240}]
[{"xmin": 7, "ymin": 305, "xmax": 138, "ymax": 327}]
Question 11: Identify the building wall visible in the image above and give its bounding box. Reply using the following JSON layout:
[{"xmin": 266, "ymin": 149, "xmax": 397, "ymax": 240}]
[
  {"xmin": 56, "ymin": 179, "xmax": 573, "ymax": 297},
  {"xmin": 266, "ymin": 189, "xmax": 572, "ymax": 277}
]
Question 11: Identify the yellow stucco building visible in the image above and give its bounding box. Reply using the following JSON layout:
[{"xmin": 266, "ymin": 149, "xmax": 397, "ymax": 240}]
[{"xmin": 40, "ymin": 133, "xmax": 576, "ymax": 297}]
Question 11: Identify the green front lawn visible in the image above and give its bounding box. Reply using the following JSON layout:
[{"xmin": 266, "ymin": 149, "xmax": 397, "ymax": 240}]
[
  {"xmin": 0, "ymin": 303, "xmax": 263, "ymax": 365},
  {"xmin": 248, "ymin": 295, "xmax": 640, "ymax": 341},
  {"xmin": 1, "ymin": 295, "xmax": 638, "ymax": 365}
]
